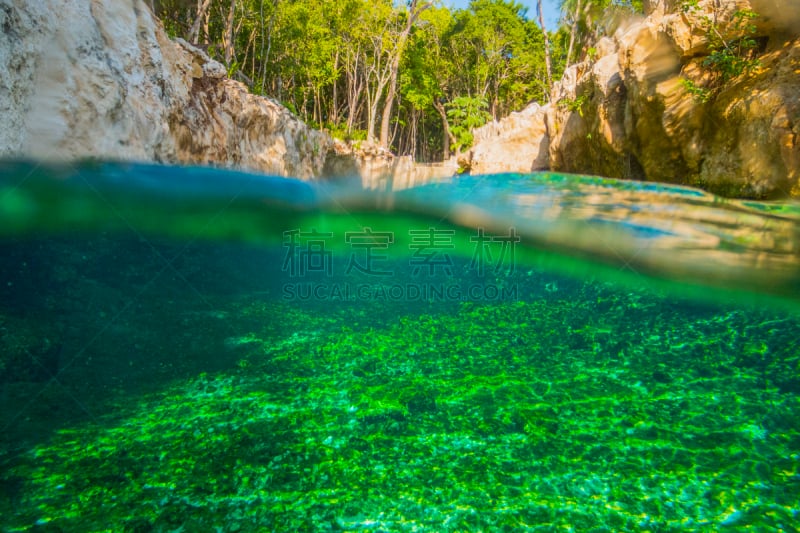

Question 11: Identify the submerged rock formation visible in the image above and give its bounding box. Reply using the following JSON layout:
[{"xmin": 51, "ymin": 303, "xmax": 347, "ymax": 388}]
[
  {"xmin": 467, "ymin": 0, "xmax": 800, "ymax": 199},
  {"xmin": 0, "ymin": 0, "xmax": 333, "ymax": 179}
]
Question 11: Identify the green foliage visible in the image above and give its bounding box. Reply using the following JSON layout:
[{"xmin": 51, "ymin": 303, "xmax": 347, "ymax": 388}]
[
  {"xmin": 153, "ymin": 0, "xmax": 559, "ymax": 162},
  {"xmin": 679, "ymin": 0, "xmax": 700, "ymax": 13},
  {"xmin": 454, "ymin": 0, "xmax": 548, "ymax": 113},
  {"xmin": 446, "ymin": 96, "xmax": 491, "ymax": 152},
  {"xmin": 325, "ymin": 123, "xmax": 367, "ymax": 142},
  {"xmin": 5, "ymin": 264, "xmax": 798, "ymax": 530},
  {"xmin": 704, "ymin": 9, "xmax": 761, "ymax": 82},
  {"xmin": 350, "ymin": 129, "xmax": 368, "ymax": 142},
  {"xmin": 679, "ymin": 4, "xmax": 762, "ymax": 102},
  {"xmin": 283, "ymin": 100, "xmax": 298, "ymax": 116},
  {"xmin": 152, "ymin": 0, "xmax": 195, "ymax": 38},
  {"xmin": 226, "ymin": 60, "xmax": 239, "ymax": 80},
  {"xmin": 558, "ymin": 94, "xmax": 589, "ymax": 117},
  {"xmin": 679, "ymin": 78, "xmax": 712, "ymax": 104}
]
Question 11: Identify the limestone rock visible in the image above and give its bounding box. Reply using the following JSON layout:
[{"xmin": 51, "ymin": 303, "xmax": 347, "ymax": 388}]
[
  {"xmin": 464, "ymin": 104, "xmax": 550, "ymax": 174},
  {"xmin": 558, "ymin": 0, "xmax": 800, "ymax": 198},
  {"xmin": 0, "ymin": 0, "xmax": 335, "ymax": 180},
  {"xmin": 342, "ymin": 141, "xmax": 457, "ymax": 190},
  {"xmin": 745, "ymin": 0, "xmax": 800, "ymax": 37},
  {"xmin": 699, "ymin": 39, "xmax": 800, "ymax": 197},
  {"xmin": 468, "ymin": 0, "xmax": 799, "ymax": 198}
]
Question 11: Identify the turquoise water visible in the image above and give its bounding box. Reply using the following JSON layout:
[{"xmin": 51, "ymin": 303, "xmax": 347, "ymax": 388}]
[{"xmin": 0, "ymin": 161, "xmax": 799, "ymax": 531}]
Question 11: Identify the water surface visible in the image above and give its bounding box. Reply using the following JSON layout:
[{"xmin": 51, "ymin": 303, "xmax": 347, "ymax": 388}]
[{"xmin": 0, "ymin": 161, "xmax": 798, "ymax": 531}]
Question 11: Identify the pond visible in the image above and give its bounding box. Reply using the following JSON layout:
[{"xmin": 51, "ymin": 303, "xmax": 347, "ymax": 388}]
[{"xmin": 0, "ymin": 161, "xmax": 798, "ymax": 531}]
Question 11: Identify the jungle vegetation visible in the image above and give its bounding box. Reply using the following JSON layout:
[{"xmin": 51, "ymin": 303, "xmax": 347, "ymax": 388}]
[{"xmin": 152, "ymin": 0, "xmax": 644, "ymax": 160}]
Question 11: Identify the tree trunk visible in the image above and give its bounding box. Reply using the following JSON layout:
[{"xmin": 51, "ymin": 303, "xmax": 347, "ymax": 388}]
[
  {"xmin": 223, "ymin": 0, "xmax": 237, "ymax": 67},
  {"xmin": 345, "ymin": 51, "xmax": 364, "ymax": 135},
  {"xmin": 331, "ymin": 50, "xmax": 340, "ymax": 126},
  {"xmin": 259, "ymin": 0, "xmax": 278, "ymax": 95},
  {"xmin": 380, "ymin": 67, "xmax": 399, "ymax": 149},
  {"xmin": 203, "ymin": 7, "xmax": 210, "ymax": 45},
  {"xmin": 390, "ymin": 92, "xmax": 402, "ymax": 149},
  {"xmin": 432, "ymin": 100, "xmax": 456, "ymax": 160},
  {"xmin": 346, "ymin": 78, "xmax": 362, "ymax": 134},
  {"xmin": 566, "ymin": 0, "xmax": 581, "ymax": 66},
  {"xmin": 409, "ymin": 109, "xmax": 418, "ymax": 159},
  {"xmin": 188, "ymin": 0, "xmax": 213, "ymax": 43},
  {"xmin": 367, "ymin": 77, "xmax": 388, "ymax": 144},
  {"xmin": 378, "ymin": 1, "xmax": 431, "ymax": 149},
  {"xmin": 365, "ymin": 46, "xmax": 392, "ymax": 143},
  {"xmin": 378, "ymin": 63, "xmax": 400, "ymax": 149},
  {"xmin": 537, "ymin": 0, "xmax": 552, "ymax": 89}
]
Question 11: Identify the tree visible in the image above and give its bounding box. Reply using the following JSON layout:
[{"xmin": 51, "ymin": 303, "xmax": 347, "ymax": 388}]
[
  {"xmin": 153, "ymin": 0, "xmax": 563, "ymax": 161},
  {"xmin": 223, "ymin": 0, "xmax": 237, "ymax": 66},
  {"xmin": 537, "ymin": 0, "xmax": 552, "ymax": 87},
  {"xmin": 454, "ymin": 1, "xmax": 549, "ymax": 116},
  {"xmin": 563, "ymin": 0, "xmax": 582, "ymax": 66},
  {"xmin": 378, "ymin": 0, "xmax": 431, "ymax": 150},
  {"xmin": 189, "ymin": 0, "xmax": 213, "ymax": 43},
  {"xmin": 401, "ymin": 6, "xmax": 458, "ymax": 158}
]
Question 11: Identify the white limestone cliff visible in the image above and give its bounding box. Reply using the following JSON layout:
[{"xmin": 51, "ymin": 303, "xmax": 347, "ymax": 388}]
[{"xmin": 0, "ymin": 0, "xmax": 333, "ymax": 179}]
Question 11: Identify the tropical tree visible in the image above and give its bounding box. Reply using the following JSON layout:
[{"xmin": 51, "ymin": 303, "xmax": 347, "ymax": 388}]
[
  {"xmin": 152, "ymin": 0, "xmax": 564, "ymax": 161},
  {"xmin": 378, "ymin": 0, "xmax": 432, "ymax": 149}
]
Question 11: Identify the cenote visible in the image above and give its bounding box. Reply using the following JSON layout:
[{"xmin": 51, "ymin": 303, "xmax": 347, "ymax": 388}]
[{"xmin": 0, "ymin": 160, "xmax": 799, "ymax": 532}]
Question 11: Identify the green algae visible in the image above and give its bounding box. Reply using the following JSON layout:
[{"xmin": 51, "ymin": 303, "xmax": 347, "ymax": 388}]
[{"xmin": 2, "ymin": 284, "xmax": 798, "ymax": 532}]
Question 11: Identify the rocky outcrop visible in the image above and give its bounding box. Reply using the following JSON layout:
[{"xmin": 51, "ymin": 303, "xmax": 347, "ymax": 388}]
[
  {"xmin": 466, "ymin": 0, "xmax": 800, "ymax": 198},
  {"xmin": 461, "ymin": 104, "xmax": 550, "ymax": 174},
  {"xmin": 0, "ymin": 0, "xmax": 334, "ymax": 179},
  {"xmin": 550, "ymin": 0, "xmax": 800, "ymax": 198},
  {"xmin": 322, "ymin": 140, "xmax": 457, "ymax": 190}
]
